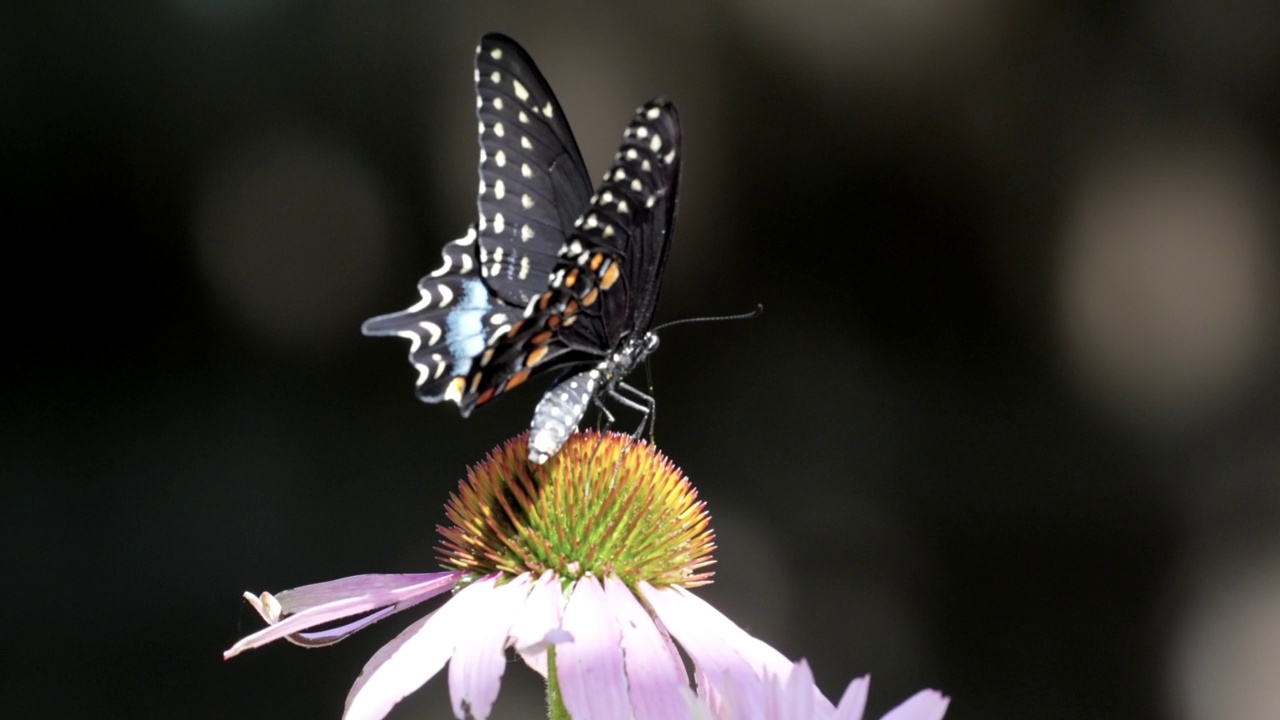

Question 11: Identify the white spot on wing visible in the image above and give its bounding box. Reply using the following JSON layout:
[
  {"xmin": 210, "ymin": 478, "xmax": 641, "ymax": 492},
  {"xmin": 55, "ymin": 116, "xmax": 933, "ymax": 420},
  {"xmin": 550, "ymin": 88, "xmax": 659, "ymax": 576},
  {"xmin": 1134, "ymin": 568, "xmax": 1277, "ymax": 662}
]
[
  {"xmin": 494, "ymin": 179, "xmax": 505, "ymax": 199},
  {"xmin": 513, "ymin": 79, "xmax": 529, "ymax": 102},
  {"xmin": 521, "ymin": 224, "xmax": 535, "ymax": 241},
  {"xmin": 494, "ymin": 213, "xmax": 505, "ymax": 234},
  {"xmin": 397, "ymin": 330, "xmax": 422, "ymax": 354},
  {"xmin": 522, "ymin": 194, "xmax": 534, "ymax": 209},
  {"xmin": 646, "ymin": 106, "xmax": 661, "ymax": 120},
  {"xmin": 494, "ymin": 122, "xmax": 505, "ymax": 138},
  {"xmin": 521, "ymin": 163, "xmax": 533, "ymax": 178},
  {"xmin": 649, "ymin": 134, "xmax": 662, "ymax": 152},
  {"xmin": 418, "ymin": 321, "xmax": 443, "ymax": 346},
  {"xmin": 430, "ymin": 254, "xmax": 453, "ymax": 277},
  {"xmin": 495, "ymin": 150, "xmax": 507, "ymax": 167},
  {"xmin": 489, "ymin": 48, "xmax": 503, "ymax": 60},
  {"xmin": 437, "ymin": 284, "xmax": 455, "ymax": 308},
  {"xmin": 489, "ymin": 71, "xmax": 501, "ymax": 84},
  {"xmin": 521, "ymin": 136, "xmax": 532, "ymax": 150}
]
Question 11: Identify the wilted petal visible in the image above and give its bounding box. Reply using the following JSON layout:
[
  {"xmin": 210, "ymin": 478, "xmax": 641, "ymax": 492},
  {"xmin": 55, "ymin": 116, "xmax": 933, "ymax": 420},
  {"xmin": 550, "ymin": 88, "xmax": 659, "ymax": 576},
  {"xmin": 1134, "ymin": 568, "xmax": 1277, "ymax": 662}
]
[
  {"xmin": 224, "ymin": 572, "xmax": 462, "ymax": 659},
  {"xmin": 833, "ymin": 676, "xmax": 869, "ymax": 720},
  {"xmin": 343, "ymin": 576, "xmax": 495, "ymax": 720},
  {"xmin": 879, "ymin": 690, "xmax": 949, "ymax": 720},
  {"xmin": 602, "ymin": 576, "xmax": 690, "ymax": 720},
  {"xmin": 447, "ymin": 574, "xmax": 532, "ymax": 720},
  {"xmin": 272, "ymin": 573, "xmax": 460, "ymax": 614},
  {"xmin": 510, "ymin": 571, "xmax": 567, "ymax": 676},
  {"xmin": 556, "ymin": 577, "xmax": 630, "ymax": 719}
]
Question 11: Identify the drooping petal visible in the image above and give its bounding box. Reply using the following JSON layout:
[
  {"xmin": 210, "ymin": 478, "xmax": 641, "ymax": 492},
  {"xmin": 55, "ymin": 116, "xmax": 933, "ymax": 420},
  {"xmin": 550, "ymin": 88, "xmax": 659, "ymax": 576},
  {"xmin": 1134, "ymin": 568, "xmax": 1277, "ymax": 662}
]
[
  {"xmin": 692, "ymin": 668, "xmax": 730, "ymax": 720},
  {"xmin": 556, "ymin": 577, "xmax": 631, "ymax": 719},
  {"xmin": 640, "ymin": 583, "xmax": 764, "ymax": 709},
  {"xmin": 778, "ymin": 660, "xmax": 818, "ymax": 720},
  {"xmin": 447, "ymin": 574, "xmax": 533, "ymax": 720},
  {"xmin": 645, "ymin": 583, "xmax": 837, "ymax": 716},
  {"xmin": 224, "ymin": 572, "xmax": 463, "ymax": 659},
  {"xmin": 343, "ymin": 576, "xmax": 495, "ymax": 720},
  {"xmin": 878, "ymin": 690, "xmax": 949, "ymax": 720},
  {"xmin": 602, "ymin": 576, "xmax": 690, "ymax": 720},
  {"xmin": 271, "ymin": 573, "xmax": 460, "ymax": 614},
  {"xmin": 510, "ymin": 571, "xmax": 567, "ymax": 677},
  {"xmin": 833, "ymin": 676, "xmax": 869, "ymax": 720}
]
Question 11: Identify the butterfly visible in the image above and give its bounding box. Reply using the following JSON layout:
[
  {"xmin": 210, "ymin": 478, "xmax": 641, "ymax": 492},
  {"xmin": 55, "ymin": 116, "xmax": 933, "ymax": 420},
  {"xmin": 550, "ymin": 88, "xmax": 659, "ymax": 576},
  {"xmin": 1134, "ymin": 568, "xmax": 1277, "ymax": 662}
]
[{"xmin": 362, "ymin": 33, "xmax": 681, "ymax": 464}]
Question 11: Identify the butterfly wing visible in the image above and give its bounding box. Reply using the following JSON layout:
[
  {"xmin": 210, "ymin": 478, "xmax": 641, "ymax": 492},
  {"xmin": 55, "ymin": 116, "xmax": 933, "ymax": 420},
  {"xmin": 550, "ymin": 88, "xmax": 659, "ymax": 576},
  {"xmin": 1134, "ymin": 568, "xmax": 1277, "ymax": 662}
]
[
  {"xmin": 474, "ymin": 33, "xmax": 593, "ymax": 307},
  {"xmin": 524, "ymin": 100, "xmax": 682, "ymax": 463},
  {"xmin": 530, "ymin": 99, "xmax": 683, "ymax": 358},
  {"xmin": 362, "ymin": 34, "xmax": 593, "ymax": 415}
]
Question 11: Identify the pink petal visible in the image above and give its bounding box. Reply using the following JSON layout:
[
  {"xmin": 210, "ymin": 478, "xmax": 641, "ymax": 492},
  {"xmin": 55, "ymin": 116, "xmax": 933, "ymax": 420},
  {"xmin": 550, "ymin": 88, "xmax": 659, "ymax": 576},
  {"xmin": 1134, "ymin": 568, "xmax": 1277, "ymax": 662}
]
[
  {"xmin": 644, "ymin": 584, "xmax": 836, "ymax": 716},
  {"xmin": 879, "ymin": 690, "xmax": 949, "ymax": 720},
  {"xmin": 779, "ymin": 660, "xmax": 818, "ymax": 720},
  {"xmin": 342, "ymin": 576, "xmax": 495, "ymax": 720},
  {"xmin": 602, "ymin": 576, "xmax": 690, "ymax": 720},
  {"xmin": 447, "ymin": 574, "xmax": 532, "ymax": 720},
  {"xmin": 834, "ymin": 676, "xmax": 870, "ymax": 720},
  {"xmin": 510, "ymin": 571, "xmax": 566, "ymax": 677},
  {"xmin": 224, "ymin": 572, "xmax": 462, "ymax": 659},
  {"xmin": 556, "ymin": 577, "xmax": 631, "ymax": 719},
  {"xmin": 692, "ymin": 668, "xmax": 729, "ymax": 719},
  {"xmin": 272, "ymin": 573, "xmax": 459, "ymax": 614},
  {"xmin": 640, "ymin": 583, "xmax": 764, "ymax": 709}
]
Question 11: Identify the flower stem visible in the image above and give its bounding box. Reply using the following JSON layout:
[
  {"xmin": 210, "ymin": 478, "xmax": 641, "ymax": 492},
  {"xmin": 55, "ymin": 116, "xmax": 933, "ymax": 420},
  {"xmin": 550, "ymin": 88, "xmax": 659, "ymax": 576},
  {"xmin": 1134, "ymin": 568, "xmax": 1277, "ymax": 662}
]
[{"xmin": 546, "ymin": 647, "xmax": 571, "ymax": 720}]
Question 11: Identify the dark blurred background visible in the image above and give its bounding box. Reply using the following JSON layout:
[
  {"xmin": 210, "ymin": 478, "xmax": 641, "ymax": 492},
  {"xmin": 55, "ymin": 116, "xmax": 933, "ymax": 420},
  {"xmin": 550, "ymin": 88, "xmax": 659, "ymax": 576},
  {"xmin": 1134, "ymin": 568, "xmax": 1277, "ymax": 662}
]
[{"xmin": 6, "ymin": 1, "xmax": 1280, "ymax": 718}]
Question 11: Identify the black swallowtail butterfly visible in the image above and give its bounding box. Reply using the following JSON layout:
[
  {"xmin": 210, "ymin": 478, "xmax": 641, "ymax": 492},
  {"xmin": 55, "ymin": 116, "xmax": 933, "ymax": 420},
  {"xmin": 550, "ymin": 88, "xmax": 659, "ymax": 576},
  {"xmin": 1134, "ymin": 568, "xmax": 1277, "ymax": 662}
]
[{"xmin": 362, "ymin": 33, "xmax": 681, "ymax": 464}]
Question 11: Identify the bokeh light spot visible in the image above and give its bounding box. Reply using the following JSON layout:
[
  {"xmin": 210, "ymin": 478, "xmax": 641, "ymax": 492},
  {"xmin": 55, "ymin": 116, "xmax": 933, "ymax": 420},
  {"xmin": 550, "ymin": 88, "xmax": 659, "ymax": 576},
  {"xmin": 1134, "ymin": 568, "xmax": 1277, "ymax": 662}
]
[{"xmin": 191, "ymin": 126, "xmax": 395, "ymax": 353}]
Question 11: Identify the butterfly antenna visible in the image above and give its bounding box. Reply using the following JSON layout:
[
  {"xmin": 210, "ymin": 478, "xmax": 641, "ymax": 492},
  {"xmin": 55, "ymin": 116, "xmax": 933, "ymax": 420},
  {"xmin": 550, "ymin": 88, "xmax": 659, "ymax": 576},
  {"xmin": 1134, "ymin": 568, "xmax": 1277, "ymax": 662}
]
[{"xmin": 651, "ymin": 304, "xmax": 763, "ymax": 333}]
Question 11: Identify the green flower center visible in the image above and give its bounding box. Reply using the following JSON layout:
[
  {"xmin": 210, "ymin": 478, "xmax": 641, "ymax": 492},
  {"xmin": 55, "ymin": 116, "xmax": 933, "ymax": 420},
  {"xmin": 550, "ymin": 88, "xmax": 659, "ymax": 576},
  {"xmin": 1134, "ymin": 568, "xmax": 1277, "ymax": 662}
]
[{"xmin": 437, "ymin": 432, "xmax": 715, "ymax": 588}]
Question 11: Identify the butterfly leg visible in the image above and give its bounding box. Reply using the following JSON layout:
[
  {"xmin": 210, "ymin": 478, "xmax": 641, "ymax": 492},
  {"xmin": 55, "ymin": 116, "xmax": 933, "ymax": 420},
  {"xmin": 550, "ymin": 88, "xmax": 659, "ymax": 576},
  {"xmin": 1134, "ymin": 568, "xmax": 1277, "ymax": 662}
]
[
  {"xmin": 591, "ymin": 393, "xmax": 618, "ymax": 429},
  {"xmin": 609, "ymin": 382, "xmax": 655, "ymax": 439}
]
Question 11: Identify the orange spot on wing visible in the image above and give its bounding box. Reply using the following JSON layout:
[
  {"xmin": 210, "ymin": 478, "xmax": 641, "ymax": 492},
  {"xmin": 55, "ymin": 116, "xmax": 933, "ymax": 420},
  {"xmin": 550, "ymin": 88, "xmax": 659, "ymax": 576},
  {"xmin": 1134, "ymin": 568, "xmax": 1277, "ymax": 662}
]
[
  {"xmin": 506, "ymin": 320, "xmax": 524, "ymax": 338},
  {"xmin": 546, "ymin": 314, "xmax": 562, "ymax": 329},
  {"xmin": 589, "ymin": 253, "xmax": 605, "ymax": 271},
  {"xmin": 505, "ymin": 369, "xmax": 531, "ymax": 391},
  {"xmin": 600, "ymin": 262, "xmax": 621, "ymax": 290},
  {"xmin": 444, "ymin": 376, "xmax": 466, "ymax": 403},
  {"xmin": 526, "ymin": 345, "xmax": 549, "ymax": 367},
  {"xmin": 531, "ymin": 330, "xmax": 553, "ymax": 346},
  {"xmin": 582, "ymin": 287, "xmax": 600, "ymax": 307},
  {"xmin": 564, "ymin": 268, "xmax": 579, "ymax": 287},
  {"xmin": 476, "ymin": 387, "xmax": 496, "ymax": 405}
]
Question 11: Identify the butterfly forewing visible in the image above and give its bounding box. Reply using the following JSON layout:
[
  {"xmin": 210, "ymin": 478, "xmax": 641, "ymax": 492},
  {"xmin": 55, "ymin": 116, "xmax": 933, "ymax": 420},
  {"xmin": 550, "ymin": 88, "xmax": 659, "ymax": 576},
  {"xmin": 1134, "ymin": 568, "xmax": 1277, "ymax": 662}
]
[
  {"xmin": 474, "ymin": 34, "xmax": 592, "ymax": 307},
  {"xmin": 533, "ymin": 100, "xmax": 682, "ymax": 355}
]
